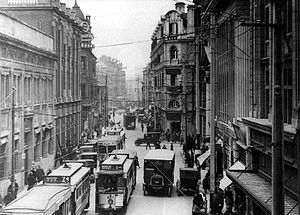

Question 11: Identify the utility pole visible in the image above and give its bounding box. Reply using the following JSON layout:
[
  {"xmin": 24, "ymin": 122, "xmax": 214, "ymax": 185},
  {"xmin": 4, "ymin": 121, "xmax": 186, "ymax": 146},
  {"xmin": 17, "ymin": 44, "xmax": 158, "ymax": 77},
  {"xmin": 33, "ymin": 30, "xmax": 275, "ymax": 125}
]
[
  {"xmin": 195, "ymin": 4, "xmax": 201, "ymax": 148},
  {"xmin": 11, "ymin": 87, "xmax": 16, "ymax": 197},
  {"xmin": 182, "ymin": 63, "xmax": 187, "ymax": 146},
  {"xmin": 271, "ymin": 1, "xmax": 284, "ymax": 214},
  {"xmin": 209, "ymin": 13, "xmax": 216, "ymax": 207},
  {"xmin": 104, "ymin": 75, "xmax": 108, "ymax": 129},
  {"xmin": 296, "ymin": 103, "xmax": 300, "ymax": 215}
]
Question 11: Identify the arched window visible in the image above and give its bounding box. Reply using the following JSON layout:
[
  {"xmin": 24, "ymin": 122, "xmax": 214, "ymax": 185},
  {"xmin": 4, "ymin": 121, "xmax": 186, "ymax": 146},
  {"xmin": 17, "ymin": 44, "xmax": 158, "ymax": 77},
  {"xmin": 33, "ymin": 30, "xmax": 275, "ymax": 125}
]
[
  {"xmin": 170, "ymin": 46, "xmax": 178, "ymax": 60},
  {"xmin": 169, "ymin": 100, "xmax": 180, "ymax": 108}
]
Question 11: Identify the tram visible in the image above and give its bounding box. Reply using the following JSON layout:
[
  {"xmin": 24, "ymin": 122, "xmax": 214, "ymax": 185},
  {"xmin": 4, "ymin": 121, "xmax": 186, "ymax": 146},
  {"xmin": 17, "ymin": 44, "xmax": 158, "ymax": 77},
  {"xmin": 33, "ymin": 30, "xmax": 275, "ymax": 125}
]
[
  {"xmin": 123, "ymin": 113, "xmax": 136, "ymax": 130},
  {"xmin": 0, "ymin": 162, "xmax": 91, "ymax": 215},
  {"xmin": 143, "ymin": 149, "xmax": 175, "ymax": 197},
  {"xmin": 95, "ymin": 153, "xmax": 136, "ymax": 214},
  {"xmin": 46, "ymin": 162, "xmax": 91, "ymax": 215},
  {"xmin": 97, "ymin": 133, "xmax": 125, "ymax": 163}
]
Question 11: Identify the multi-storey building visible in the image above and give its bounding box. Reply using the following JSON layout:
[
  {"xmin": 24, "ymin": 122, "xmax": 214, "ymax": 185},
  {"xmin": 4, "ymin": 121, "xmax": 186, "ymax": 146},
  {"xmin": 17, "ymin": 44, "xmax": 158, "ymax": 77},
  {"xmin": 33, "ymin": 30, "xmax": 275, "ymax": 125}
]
[
  {"xmin": 78, "ymin": 13, "xmax": 100, "ymax": 136},
  {"xmin": 126, "ymin": 75, "xmax": 142, "ymax": 108},
  {"xmin": 141, "ymin": 64, "xmax": 151, "ymax": 110},
  {"xmin": 199, "ymin": 0, "xmax": 299, "ymax": 214},
  {"xmin": 0, "ymin": 11, "xmax": 56, "ymax": 194},
  {"xmin": 150, "ymin": 2, "xmax": 196, "ymax": 138},
  {"xmin": 0, "ymin": 0, "xmax": 84, "ymax": 166},
  {"xmin": 97, "ymin": 56, "xmax": 126, "ymax": 109}
]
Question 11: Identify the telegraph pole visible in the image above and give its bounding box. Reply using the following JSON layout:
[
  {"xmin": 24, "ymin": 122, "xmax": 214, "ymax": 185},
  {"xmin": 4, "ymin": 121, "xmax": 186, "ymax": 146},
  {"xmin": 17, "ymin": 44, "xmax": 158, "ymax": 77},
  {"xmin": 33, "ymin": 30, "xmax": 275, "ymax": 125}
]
[
  {"xmin": 11, "ymin": 87, "xmax": 16, "ymax": 197},
  {"xmin": 209, "ymin": 13, "xmax": 216, "ymax": 207},
  {"xmin": 182, "ymin": 63, "xmax": 187, "ymax": 146},
  {"xmin": 104, "ymin": 75, "xmax": 108, "ymax": 129},
  {"xmin": 271, "ymin": 1, "xmax": 284, "ymax": 214}
]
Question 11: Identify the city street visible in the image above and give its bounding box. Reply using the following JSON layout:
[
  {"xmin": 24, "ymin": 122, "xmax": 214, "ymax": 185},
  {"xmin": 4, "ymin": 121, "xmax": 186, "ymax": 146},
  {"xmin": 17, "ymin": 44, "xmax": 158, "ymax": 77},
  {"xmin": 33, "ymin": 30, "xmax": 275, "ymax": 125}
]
[{"xmin": 85, "ymin": 110, "xmax": 193, "ymax": 215}]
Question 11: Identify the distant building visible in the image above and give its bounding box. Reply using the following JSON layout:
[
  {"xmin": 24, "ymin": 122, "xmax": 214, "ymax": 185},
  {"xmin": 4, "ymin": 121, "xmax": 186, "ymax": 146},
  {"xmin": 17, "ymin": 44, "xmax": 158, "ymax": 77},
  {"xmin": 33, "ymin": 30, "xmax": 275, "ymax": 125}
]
[
  {"xmin": 96, "ymin": 56, "xmax": 126, "ymax": 109},
  {"xmin": 0, "ymin": 11, "xmax": 56, "ymax": 194}
]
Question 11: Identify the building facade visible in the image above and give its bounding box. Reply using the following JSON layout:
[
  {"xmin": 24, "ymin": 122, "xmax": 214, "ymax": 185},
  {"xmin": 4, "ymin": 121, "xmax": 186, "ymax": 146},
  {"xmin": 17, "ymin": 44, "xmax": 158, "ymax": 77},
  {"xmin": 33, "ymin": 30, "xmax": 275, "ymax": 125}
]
[
  {"xmin": 199, "ymin": 0, "xmax": 299, "ymax": 214},
  {"xmin": 0, "ymin": 0, "xmax": 85, "ymax": 166},
  {"xmin": 0, "ymin": 11, "xmax": 56, "ymax": 195},
  {"xmin": 97, "ymin": 55, "xmax": 126, "ymax": 110},
  {"xmin": 150, "ymin": 2, "xmax": 196, "ymax": 138}
]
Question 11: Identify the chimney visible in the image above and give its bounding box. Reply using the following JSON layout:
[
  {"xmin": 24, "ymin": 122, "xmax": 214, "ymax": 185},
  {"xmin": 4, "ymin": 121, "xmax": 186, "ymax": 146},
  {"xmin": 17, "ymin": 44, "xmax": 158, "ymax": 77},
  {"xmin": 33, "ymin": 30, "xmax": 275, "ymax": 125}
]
[
  {"xmin": 175, "ymin": 2, "xmax": 185, "ymax": 13},
  {"xmin": 187, "ymin": 4, "xmax": 195, "ymax": 35}
]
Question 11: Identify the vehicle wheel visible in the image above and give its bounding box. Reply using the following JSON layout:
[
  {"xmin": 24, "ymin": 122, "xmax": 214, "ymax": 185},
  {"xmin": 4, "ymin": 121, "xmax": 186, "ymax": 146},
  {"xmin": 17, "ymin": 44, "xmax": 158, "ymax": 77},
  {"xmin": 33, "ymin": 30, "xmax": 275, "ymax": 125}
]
[{"xmin": 168, "ymin": 186, "xmax": 172, "ymax": 197}]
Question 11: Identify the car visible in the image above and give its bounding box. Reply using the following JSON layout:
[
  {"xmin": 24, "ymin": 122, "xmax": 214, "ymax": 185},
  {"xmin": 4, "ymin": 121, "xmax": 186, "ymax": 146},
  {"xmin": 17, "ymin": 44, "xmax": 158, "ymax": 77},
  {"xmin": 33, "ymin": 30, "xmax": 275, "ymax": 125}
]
[
  {"xmin": 134, "ymin": 137, "xmax": 146, "ymax": 146},
  {"xmin": 176, "ymin": 167, "xmax": 200, "ymax": 196}
]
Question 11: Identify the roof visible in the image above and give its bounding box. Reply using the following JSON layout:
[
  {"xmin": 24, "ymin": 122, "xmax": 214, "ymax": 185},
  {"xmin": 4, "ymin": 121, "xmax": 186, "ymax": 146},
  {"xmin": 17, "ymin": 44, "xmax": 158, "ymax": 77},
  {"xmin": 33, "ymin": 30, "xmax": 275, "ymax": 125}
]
[
  {"xmin": 49, "ymin": 163, "xmax": 83, "ymax": 177},
  {"xmin": 99, "ymin": 135, "xmax": 121, "ymax": 142},
  {"xmin": 144, "ymin": 149, "xmax": 175, "ymax": 161},
  {"xmin": 1, "ymin": 185, "xmax": 71, "ymax": 214},
  {"xmin": 72, "ymin": 0, "xmax": 84, "ymax": 20},
  {"xmin": 226, "ymin": 170, "xmax": 299, "ymax": 215},
  {"xmin": 110, "ymin": 149, "xmax": 137, "ymax": 159},
  {"xmin": 103, "ymin": 155, "xmax": 127, "ymax": 165}
]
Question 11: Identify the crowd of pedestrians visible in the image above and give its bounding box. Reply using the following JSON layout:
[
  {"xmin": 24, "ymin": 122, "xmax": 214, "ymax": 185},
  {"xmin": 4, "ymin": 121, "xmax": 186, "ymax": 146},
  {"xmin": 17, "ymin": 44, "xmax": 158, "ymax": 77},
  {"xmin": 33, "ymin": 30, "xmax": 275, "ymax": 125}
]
[{"xmin": 27, "ymin": 164, "xmax": 46, "ymax": 191}]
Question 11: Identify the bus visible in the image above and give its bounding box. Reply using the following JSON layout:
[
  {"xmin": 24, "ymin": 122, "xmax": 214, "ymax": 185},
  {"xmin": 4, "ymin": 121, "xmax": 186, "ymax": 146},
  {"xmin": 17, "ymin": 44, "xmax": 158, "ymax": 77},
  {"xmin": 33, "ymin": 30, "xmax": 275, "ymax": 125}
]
[
  {"xmin": 0, "ymin": 184, "xmax": 72, "ymax": 215},
  {"xmin": 95, "ymin": 153, "xmax": 136, "ymax": 214},
  {"xmin": 97, "ymin": 133, "xmax": 125, "ymax": 163},
  {"xmin": 123, "ymin": 113, "xmax": 136, "ymax": 130},
  {"xmin": 45, "ymin": 162, "xmax": 91, "ymax": 214},
  {"xmin": 143, "ymin": 149, "xmax": 175, "ymax": 197}
]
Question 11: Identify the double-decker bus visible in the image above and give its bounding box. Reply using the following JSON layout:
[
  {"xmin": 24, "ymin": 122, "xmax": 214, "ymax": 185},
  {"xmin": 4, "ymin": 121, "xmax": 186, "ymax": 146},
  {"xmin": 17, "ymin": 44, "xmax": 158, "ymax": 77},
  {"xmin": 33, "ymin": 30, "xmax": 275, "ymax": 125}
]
[
  {"xmin": 0, "ymin": 163, "xmax": 91, "ymax": 215},
  {"xmin": 95, "ymin": 153, "xmax": 136, "ymax": 214},
  {"xmin": 45, "ymin": 162, "xmax": 91, "ymax": 214},
  {"xmin": 97, "ymin": 132, "xmax": 125, "ymax": 163},
  {"xmin": 123, "ymin": 113, "xmax": 136, "ymax": 130}
]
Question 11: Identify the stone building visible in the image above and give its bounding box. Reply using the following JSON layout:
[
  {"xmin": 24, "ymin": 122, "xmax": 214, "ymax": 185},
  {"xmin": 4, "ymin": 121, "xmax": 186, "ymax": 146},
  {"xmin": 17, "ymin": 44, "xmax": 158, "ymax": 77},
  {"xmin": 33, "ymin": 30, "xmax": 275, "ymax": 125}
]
[
  {"xmin": 0, "ymin": 11, "xmax": 56, "ymax": 194},
  {"xmin": 199, "ymin": 0, "xmax": 299, "ymax": 214},
  {"xmin": 96, "ymin": 56, "xmax": 126, "ymax": 109},
  {"xmin": 150, "ymin": 2, "xmax": 196, "ymax": 138},
  {"xmin": 0, "ymin": 0, "xmax": 84, "ymax": 165}
]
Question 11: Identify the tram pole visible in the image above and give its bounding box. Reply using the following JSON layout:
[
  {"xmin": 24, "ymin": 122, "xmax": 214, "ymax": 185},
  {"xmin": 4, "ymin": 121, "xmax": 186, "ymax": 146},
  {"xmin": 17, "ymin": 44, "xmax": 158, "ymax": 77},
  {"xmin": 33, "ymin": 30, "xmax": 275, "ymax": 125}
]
[{"xmin": 11, "ymin": 87, "xmax": 16, "ymax": 198}]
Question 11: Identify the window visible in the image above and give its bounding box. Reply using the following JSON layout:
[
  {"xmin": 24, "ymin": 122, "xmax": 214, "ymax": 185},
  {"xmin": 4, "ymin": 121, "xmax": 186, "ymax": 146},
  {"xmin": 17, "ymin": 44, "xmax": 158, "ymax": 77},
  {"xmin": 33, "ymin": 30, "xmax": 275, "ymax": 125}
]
[
  {"xmin": 81, "ymin": 84, "xmax": 86, "ymax": 98},
  {"xmin": 170, "ymin": 46, "xmax": 178, "ymax": 60},
  {"xmin": 48, "ymin": 129, "xmax": 54, "ymax": 154},
  {"xmin": 170, "ymin": 74, "xmax": 176, "ymax": 86},
  {"xmin": 264, "ymin": 66, "xmax": 270, "ymax": 117},
  {"xmin": 34, "ymin": 132, "xmax": 41, "ymax": 162},
  {"xmin": 42, "ymin": 130, "xmax": 47, "ymax": 158},
  {"xmin": 283, "ymin": 67, "xmax": 292, "ymax": 123},
  {"xmin": 169, "ymin": 23, "xmax": 178, "ymax": 35},
  {"xmin": 0, "ymin": 141, "xmax": 7, "ymax": 178},
  {"xmin": 81, "ymin": 56, "xmax": 87, "ymax": 70}
]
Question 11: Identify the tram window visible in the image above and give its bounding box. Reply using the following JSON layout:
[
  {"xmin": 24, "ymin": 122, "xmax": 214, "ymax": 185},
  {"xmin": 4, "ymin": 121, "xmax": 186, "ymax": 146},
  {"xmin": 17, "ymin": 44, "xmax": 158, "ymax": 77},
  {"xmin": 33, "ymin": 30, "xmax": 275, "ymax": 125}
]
[
  {"xmin": 99, "ymin": 146, "xmax": 106, "ymax": 153},
  {"xmin": 108, "ymin": 145, "xmax": 116, "ymax": 153},
  {"xmin": 117, "ymin": 177, "xmax": 126, "ymax": 187},
  {"xmin": 100, "ymin": 174, "xmax": 120, "ymax": 191}
]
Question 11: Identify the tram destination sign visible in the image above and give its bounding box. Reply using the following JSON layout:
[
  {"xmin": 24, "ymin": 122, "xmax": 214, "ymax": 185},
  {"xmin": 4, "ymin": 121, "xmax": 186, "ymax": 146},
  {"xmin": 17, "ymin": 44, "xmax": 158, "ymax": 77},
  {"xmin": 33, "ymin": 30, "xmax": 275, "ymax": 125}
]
[
  {"xmin": 44, "ymin": 176, "xmax": 71, "ymax": 184},
  {"xmin": 100, "ymin": 164, "xmax": 123, "ymax": 171}
]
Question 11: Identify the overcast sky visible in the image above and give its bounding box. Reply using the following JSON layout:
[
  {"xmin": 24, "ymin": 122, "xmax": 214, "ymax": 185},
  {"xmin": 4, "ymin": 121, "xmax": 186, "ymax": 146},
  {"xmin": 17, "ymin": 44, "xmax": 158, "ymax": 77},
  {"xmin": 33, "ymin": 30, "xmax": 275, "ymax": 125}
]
[{"xmin": 61, "ymin": 0, "xmax": 184, "ymax": 77}]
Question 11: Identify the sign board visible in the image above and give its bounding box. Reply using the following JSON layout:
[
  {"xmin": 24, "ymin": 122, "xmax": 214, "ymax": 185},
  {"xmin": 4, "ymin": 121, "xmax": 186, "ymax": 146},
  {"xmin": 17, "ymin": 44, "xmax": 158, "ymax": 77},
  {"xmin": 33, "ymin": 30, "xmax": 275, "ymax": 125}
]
[
  {"xmin": 100, "ymin": 164, "xmax": 123, "ymax": 171},
  {"xmin": 81, "ymin": 21, "xmax": 90, "ymax": 32},
  {"xmin": 44, "ymin": 176, "xmax": 70, "ymax": 184},
  {"xmin": 81, "ymin": 43, "xmax": 95, "ymax": 49}
]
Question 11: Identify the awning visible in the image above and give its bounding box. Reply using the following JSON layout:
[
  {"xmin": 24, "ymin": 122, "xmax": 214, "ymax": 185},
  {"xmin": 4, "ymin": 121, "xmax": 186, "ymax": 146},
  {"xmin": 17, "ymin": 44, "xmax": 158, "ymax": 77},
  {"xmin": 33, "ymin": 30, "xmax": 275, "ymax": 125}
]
[
  {"xmin": 226, "ymin": 170, "xmax": 299, "ymax": 214},
  {"xmin": 197, "ymin": 149, "xmax": 210, "ymax": 167},
  {"xmin": 1, "ymin": 137, "xmax": 8, "ymax": 145},
  {"xmin": 219, "ymin": 161, "xmax": 246, "ymax": 190},
  {"xmin": 35, "ymin": 128, "xmax": 41, "ymax": 134}
]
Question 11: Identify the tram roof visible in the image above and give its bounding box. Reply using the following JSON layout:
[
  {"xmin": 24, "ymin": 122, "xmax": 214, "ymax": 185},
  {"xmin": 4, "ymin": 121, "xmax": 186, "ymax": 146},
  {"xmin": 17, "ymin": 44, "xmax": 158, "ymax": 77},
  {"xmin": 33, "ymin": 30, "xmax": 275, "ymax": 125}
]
[
  {"xmin": 1, "ymin": 185, "xmax": 71, "ymax": 214},
  {"xmin": 100, "ymin": 155, "xmax": 133, "ymax": 173},
  {"xmin": 144, "ymin": 149, "xmax": 175, "ymax": 161},
  {"xmin": 99, "ymin": 135, "xmax": 121, "ymax": 141},
  {"xmin": 110, "ymin": 149, "xmax": 137, "ymax": 159},
  {"xmin": 103, "ymin": 154, "xmax": 127, "ymax": 165},
  {"xmin": 50, "ymin": 162, "xmax": 83, "ymax": 177}
]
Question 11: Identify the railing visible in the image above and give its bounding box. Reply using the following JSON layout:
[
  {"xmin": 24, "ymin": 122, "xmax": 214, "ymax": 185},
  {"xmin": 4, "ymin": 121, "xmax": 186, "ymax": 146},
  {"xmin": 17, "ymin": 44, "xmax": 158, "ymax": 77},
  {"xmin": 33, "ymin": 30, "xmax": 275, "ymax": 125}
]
[{"xmin": 8, "ymin": 0, "xmax": 38, "ymax": 4}]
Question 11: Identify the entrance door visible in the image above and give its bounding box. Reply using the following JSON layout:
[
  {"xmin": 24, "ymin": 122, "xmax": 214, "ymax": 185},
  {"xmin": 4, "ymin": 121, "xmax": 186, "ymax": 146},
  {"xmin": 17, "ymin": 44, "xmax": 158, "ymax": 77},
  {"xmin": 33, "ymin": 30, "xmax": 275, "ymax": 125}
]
[{"xmin": 170, "ymin": 121, "xmax": 181, "ymax": 133}]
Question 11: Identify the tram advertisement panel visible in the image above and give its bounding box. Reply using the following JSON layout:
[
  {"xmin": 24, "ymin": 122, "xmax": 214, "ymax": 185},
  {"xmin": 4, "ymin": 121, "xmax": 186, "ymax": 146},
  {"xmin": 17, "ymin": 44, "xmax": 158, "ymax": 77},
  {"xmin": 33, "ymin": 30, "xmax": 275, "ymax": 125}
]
[{"xmin": 44, "ymin": 176, "xmax": 71, "ymax": 184}]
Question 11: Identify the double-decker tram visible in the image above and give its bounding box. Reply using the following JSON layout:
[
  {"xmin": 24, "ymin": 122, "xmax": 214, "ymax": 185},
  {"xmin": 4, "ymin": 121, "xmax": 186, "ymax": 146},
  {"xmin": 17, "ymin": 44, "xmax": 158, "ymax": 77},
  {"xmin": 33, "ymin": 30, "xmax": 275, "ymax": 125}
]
[
  {"xmin": 95, "ymin": 153, "xmax": 136, "ymax": 214},
  {"xmin": 46, "ymin": 162, "xmax": 91, "ymax": 215}
]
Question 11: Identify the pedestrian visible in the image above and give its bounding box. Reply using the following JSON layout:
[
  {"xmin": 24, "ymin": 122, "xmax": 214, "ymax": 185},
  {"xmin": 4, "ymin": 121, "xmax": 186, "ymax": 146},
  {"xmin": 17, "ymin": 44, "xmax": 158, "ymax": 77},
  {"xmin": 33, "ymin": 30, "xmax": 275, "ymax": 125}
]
[
  {"xmin": 193, "ymin": 192, "xmax": 204, "ymax": 210},
  {"xmin": 146, "ymin": 138, "xmax": 151, "ymax": 150},
  {"xmin": 170, "ymin": 142, "xmax": 174, "ymax": 151},
  {"xmin": 4, "ymin": 191, "xmax": 13, "ymax": 206},
  {"xmin": 27, "ymin": 170, "xmax": 36, "ymax": 191},
  {"xmin": 166, "ymin": 129, "xmax": 171, "ymax": 142},
  {"xmin": 202, "ymin": 172, "xmax": 210, "ymax": 195},
  {"xmin": 224, "ymin": 186, "xmax": 234, "ymax": 212},
  {"xmin": 162, "ymin": 144, "xmax": 167, "ymax": 149},
  {"xmin": 35, "ymin": 164, "xmax": 45, "ymax": 183},
  {"xmin": 141, "ymin": 123, "xmax": 144, "ymax": 132},
  {"xmin": 7, "ymin": 176, "xmax": 18, "ymax": 200}
]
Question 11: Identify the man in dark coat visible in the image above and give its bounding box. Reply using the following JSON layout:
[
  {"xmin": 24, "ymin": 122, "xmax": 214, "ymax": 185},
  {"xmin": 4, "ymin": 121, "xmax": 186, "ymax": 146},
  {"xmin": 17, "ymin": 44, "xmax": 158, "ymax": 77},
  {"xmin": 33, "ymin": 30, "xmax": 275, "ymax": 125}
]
[
  {"xmin": 27, "ymin": 170, "xmax": 36, "ymax": 190},
  {"xmin": 7, "ymin": 176, "xmax": 19, "ymax": 200},
  {"xmin": 35, "ymin": 165, "xmax": 45, "ymax": 183}
]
